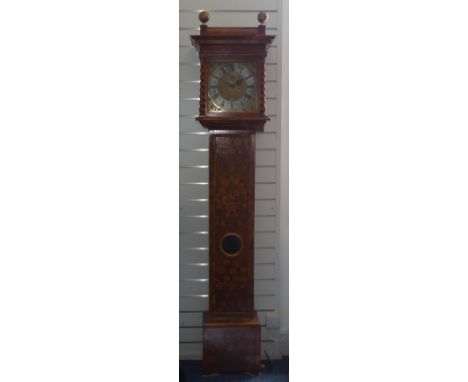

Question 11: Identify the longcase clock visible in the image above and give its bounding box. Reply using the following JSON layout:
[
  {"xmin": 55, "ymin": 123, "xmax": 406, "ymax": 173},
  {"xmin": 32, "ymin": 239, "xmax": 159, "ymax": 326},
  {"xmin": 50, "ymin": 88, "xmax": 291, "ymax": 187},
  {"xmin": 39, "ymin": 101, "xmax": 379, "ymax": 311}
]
[{"xmin": 191, "ymin": 10, "xmax": 275, "ymax": 375}]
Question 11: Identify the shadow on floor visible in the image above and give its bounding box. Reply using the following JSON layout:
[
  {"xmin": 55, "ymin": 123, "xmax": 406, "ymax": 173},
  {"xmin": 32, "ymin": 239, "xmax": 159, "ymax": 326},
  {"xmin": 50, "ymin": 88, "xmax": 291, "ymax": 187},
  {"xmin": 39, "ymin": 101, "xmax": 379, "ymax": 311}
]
[{"xmin": 180, "ymin": 357, "xmax": 288, "ymax": 382}]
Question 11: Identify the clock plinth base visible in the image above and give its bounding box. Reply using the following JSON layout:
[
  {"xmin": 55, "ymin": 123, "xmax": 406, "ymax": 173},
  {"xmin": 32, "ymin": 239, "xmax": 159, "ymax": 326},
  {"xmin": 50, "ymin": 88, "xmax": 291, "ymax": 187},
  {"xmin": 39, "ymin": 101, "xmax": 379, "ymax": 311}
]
[{"xmin": 202, "ymin": 311, "xmax": 261, "ymax": 375}]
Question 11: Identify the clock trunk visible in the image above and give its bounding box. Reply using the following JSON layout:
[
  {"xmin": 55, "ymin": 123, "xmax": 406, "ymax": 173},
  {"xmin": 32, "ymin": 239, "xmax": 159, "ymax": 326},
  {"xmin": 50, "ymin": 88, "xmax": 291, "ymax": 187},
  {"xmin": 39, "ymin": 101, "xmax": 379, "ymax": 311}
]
[{"xmin": 209, "ymin": 131, "xmax": 255, "ymax": 314}]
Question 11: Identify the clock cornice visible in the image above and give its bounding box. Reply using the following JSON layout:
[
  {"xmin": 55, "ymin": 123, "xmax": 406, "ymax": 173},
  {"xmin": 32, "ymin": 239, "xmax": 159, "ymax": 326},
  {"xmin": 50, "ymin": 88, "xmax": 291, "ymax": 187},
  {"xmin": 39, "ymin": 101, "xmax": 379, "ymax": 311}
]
[{"xmin": 190, "ymin": 28, "xmax": 275, "ymax": 53}]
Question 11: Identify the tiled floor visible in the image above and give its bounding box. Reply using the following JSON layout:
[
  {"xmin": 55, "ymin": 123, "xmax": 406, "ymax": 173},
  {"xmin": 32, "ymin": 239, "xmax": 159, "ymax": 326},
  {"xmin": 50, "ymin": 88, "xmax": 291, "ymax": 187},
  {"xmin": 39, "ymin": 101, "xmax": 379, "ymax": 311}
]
[{"xmin": 180, "ymin": 357, "xmax": 289, "ymax": 382}]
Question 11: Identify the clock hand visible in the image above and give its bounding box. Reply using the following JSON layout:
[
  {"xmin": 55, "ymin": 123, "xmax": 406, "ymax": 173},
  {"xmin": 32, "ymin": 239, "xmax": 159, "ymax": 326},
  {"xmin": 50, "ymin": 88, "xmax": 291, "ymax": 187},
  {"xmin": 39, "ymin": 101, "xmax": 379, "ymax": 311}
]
[{"xmin": 223, "ymin": 78, "xmax": 235, "ymax": 87}]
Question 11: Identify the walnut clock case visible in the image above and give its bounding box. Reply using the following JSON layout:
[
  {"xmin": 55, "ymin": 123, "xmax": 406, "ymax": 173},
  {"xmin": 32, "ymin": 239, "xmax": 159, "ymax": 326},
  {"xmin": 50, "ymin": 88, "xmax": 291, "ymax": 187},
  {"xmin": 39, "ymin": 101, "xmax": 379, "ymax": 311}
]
[{"xmin": 190, "ymin": 11, "xmax": 275, "ymax": 375}]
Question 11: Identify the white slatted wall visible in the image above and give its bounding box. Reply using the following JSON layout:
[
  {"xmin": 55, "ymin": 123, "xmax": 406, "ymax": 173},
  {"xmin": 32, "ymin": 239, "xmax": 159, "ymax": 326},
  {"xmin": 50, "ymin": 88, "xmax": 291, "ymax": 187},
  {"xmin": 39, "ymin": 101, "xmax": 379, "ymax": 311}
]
[{"xmin": 179, "ymin": 0, "xmax": 282, "ymax": 359}]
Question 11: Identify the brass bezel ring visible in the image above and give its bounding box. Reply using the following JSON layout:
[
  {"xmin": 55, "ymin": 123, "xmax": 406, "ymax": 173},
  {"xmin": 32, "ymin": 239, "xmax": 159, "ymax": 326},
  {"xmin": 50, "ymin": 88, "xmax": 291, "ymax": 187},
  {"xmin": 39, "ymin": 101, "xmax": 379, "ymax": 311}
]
[{"xmin": 220, "ymin": 232, "xmax": 243, "ymax": 257}]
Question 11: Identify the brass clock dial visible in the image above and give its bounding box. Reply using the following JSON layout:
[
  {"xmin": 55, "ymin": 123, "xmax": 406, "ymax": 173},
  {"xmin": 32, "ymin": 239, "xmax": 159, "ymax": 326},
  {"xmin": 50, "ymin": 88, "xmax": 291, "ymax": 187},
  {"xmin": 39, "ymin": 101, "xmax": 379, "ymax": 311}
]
[{"xmin": 207, "ymin": 62, "xmax": 258, "ymax": 113}]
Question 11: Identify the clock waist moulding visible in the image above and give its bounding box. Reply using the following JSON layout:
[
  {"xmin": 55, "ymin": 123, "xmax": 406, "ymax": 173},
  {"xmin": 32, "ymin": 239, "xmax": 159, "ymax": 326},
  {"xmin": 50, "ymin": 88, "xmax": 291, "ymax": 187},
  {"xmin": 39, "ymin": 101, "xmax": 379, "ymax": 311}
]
[{"xmin": 190, "ymin": 11, "xmax": 275, "ymax": 375}]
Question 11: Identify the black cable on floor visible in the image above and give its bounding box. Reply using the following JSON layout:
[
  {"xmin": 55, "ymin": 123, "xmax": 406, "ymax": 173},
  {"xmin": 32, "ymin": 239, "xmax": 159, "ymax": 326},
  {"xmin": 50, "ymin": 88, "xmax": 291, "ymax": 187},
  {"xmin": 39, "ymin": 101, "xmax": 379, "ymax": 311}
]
[{"xmin": 263, "ymin": 350, "xmax": 272, "ymax": 373}]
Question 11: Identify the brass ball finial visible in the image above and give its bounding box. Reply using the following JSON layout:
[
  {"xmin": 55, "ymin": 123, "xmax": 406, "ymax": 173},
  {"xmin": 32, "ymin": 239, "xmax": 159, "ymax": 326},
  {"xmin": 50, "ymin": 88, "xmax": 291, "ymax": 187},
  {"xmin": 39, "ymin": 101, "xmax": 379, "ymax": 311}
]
[
  {"xmin": 199, "ymin": 10, "xmax": 210, "ymax": 25},
  {"xmin": 258, "ymin": 11, "xmax": 268, "ymax": 25}
]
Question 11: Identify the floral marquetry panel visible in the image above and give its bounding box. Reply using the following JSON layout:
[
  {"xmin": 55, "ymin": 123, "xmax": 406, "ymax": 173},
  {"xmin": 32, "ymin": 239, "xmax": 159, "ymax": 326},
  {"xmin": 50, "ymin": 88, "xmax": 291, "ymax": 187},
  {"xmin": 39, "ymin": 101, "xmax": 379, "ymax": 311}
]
[{"xmin": 209, "ymin": 132, "xmax": 255, "ymax": 314}]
